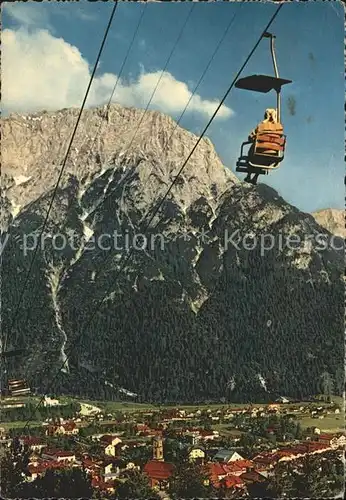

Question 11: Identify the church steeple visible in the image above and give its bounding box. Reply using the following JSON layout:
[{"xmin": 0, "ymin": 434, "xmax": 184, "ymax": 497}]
[{"xmin": 153, "ymin": 434, "xmax": 164, "ymax": 461}]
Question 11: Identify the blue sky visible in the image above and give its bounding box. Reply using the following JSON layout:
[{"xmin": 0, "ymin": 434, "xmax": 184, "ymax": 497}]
[{"xmin": 2, "ymin": 0, "xmax": 344, "ymax": 213}]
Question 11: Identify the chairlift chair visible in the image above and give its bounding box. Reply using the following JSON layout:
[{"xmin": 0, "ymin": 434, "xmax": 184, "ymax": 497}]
[{"xmin": 235, "ymin": 32, "xmax": 292, "ymax": 178}]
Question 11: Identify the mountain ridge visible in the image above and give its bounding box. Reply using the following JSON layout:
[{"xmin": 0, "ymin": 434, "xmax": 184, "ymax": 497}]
[
  {"xmin": 312, "ymin": 208, "xmax": 345, "ymax": 238},
  {"xmin": 1, "ymin": 104, "xmax": 343, "ymax": 403}
]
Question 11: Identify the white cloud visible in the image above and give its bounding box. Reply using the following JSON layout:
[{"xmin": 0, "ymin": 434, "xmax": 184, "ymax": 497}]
[
  {"xmin": 2, "ymin": 27, "xmax": 233, "ymax": 121},
  {"xmin": 115, "ymin": 71, "xmax": 233, "ymax": 119}
]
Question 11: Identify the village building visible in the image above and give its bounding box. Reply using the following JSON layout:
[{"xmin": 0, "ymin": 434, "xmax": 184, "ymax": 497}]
[
  {"xmin": 212, "ymin": 449, "xmax": 244, "ymax": 464},
  {"xmin": 43, "ymin": 396, "xmax": 61, "ymax": 407},
  {"xmin": 41, "ymin": 449, "xmax": 76, "ymax": 463},
  {"xmin": 19, "ymin": 436, "xmax": 47, "ymax": 453},
  {"xmin": 45, "ymin": 421, "xmax": 79, "ymax": 437},
  {"xmin": 143, "ymin": 435, "xmax": 175, "ymax": 490},
  {"xmin": 205, "ymin": 463, "xmax": 247, "ymax": 492},
  {"xmin": 99, "ymin": 435, "xmax": 122, "ymax": 457},
  {"xmin": 188, "ymin": 445, "xmax": 206, "ymax": 464}
]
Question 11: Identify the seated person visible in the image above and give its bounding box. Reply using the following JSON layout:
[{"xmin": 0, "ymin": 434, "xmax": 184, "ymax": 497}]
[{"xmin": 245, "ymin": 108, "xmax": 283, "ymax": 185}]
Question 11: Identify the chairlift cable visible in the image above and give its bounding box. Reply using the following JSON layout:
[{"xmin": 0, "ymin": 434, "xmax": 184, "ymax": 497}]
[
  {"xmin": 83, "ymin": 1, "xmax": 196, "ymax": 221},
  {"xmin": 19, "ymin": 1, "xmax": 192, "ymax": 384},
  {"xmin": 113, "ymin": 0, "xmax": 195, "ymax": 167},
  {"xmin": 67, "ymin": 5, "xmax": 241, "ymax": 315},
  {"xmin": 23, "ymin": 7, "xmax": 242, "ymax": 383},
  {"xmin": 149, "ymin": 3, "xmax": 284, "ymax": 229},
  {"xmin": 3, "ymin": 1, "xmax": 120, "ymax": 356},
  {"xmin": 7, "ymin": 2, "xmax": 147, "ymax": 380},
  {"xmin": 85, "ymin": 2, "xmax": 148, "ymax": 163},
  {"xmin": 90, "ymin": 4, "xmax": 240, "ymax": 225},
  {"xmin": 22, "ymin": 2, "xmax": 283, "ymax": 432},
  {"xmin": 25, "ymin": 6, "xmax": 241, "ymax": 345}
]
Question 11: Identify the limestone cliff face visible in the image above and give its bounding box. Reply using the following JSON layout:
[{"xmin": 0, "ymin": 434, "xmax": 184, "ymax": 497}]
[
  {"xmin": 1, "ymin": 105, "xmax": 343, "ymax": 403},
  {"xmin": 1, "ymin": 104, "xmax": 237, "ymax": 220},
  {"xmin": 312, "ymin": 209, "xmax": 345, "ymax": 238}
]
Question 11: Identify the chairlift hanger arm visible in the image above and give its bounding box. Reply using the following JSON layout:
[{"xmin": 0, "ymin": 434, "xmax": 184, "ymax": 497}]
[
  {"xmin": 266, "ymin": 31, "xmax": 280, "ymax": 121},
  {"xmin": 264, "ymin": 31, "xmax": 279, "ymax": 79},
  {"xmin": 234, "ymin": 32, "xmax": 292, "ymax": 123},
  {"xmin": 235, "ymin": 31, "xmax": 292, "ymax": 93}
]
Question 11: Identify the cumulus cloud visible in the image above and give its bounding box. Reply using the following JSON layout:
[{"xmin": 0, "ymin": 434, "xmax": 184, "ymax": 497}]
[{"xmin": 2, "ymin": 28, "xmax": 233, "ymax": 121}]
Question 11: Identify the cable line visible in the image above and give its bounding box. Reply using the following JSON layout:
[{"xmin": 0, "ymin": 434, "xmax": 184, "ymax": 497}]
[
  {"xmin": 22, "ymin": 2, "xmax": 283, "ymax": 432},
  {"xmin": 116, "ymin": 1, "xmax": 195, "ymax": 156},
  {"xmin": 20, "ymin": 1, "xmax": 191, "ymax": 382},
  {"xmin": 3, "ymin": 1, "xmax": 120, "ymax": 355},
  {"xmin": 68, "ymin": 5, "xmax": 240, "ymax": 305},
  {"xmin": 7, "ymin": 2, "xmax": 147, "ymax": 379},
  {"xmin": 150, "ymin": 4, "xmax": 284, "ymax": 230},
  {"xmin": 82, "ymin": 1, "xmax": 195, "ymax": 221},
  {"xmin": 25, "ymin": 5, "xmax": 240, "ymax": 347},
  {"xmin": 84, "ymin": 2, "xmax": 147, "ymax": 162}
]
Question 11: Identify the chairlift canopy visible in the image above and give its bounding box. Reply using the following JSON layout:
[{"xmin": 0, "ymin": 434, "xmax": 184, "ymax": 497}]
[{"xmin": 235, "ymin": 74, "xmax": 292, "ymax": 93}]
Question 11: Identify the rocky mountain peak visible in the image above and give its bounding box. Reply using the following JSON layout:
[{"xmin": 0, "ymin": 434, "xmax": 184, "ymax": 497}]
[
  {"xmin": 1, "ymin": 104, "xmax": 343, "ymax": 404},
  {"xmin": 2, "ymin": 104, "xmax": 237, "ymax": 223},
  {"xmin": 312, "ymin": 208, "xmax": 345, "ymax": 238}
]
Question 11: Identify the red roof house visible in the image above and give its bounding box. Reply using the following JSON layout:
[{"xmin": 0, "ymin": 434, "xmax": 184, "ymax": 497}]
[
  {"xmin": 143, "ymin": 460, "xmax": 175, "ymax": 488},
  {"xmin": 41, "ymin": 449, "xmax": 76, "ymax": 462},
  {"xmin": 206, "ymin": 463, "xmax": 246, "ymax": 490},
  {"xmin": 219, "ymin": 475, "xmax": 245, "ymax": 490},
  {"xmin": 240, "ymin": 470, "xmax": 267, "ymax": 484},
  {"xmin": 19, "ymin": 436, "xmax": 47, "ymax": 451}
]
